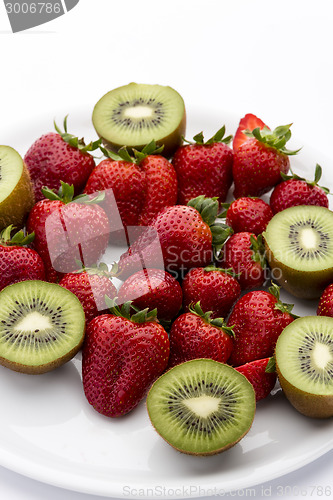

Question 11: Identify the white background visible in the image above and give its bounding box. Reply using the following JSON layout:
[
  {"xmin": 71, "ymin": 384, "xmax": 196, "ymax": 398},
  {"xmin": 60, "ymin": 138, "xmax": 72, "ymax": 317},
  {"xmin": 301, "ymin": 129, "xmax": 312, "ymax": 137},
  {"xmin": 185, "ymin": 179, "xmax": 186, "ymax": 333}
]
[{"xmin": 0, "ymin": 1, "xmax": 333, "ymax": 499}]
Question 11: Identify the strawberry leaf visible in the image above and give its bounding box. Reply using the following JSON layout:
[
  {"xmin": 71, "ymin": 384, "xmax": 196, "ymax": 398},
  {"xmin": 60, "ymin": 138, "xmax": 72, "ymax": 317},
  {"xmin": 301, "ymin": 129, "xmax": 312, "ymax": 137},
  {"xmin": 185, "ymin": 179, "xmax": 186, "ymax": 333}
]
[
  {"xmin": 265, "ymin": 356, "xmax": 276, "ymax": 373},
  {"xmin": 0, "ymin": 225, "xmax": 35, "ymax": 246},
  {"xmin": 244, "ymin": 123, "xmax": 301, "ymax": 156},
  {"xmin": 54, "ymin": 116, "xmax": 101, "ymax": 153},
  {"xmin": 184, "ymin": 126, "xmax": 233, "ymax": 146}
]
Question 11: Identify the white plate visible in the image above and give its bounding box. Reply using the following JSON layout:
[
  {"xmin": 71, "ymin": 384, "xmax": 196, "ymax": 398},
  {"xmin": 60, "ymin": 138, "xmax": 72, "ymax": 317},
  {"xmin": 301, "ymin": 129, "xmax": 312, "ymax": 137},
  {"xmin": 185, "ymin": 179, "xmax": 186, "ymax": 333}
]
[{"xmin": 1, "ymin": 107, "xmax": 332, "ymax": 498}]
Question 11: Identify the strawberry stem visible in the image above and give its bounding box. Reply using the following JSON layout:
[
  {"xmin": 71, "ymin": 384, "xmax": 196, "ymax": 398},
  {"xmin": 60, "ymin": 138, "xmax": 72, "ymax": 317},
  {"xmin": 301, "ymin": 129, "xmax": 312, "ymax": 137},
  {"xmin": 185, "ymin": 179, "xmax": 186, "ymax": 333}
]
[{"xmin": 54, "ymin": 115, "xmax": 101, "ymax": 153}]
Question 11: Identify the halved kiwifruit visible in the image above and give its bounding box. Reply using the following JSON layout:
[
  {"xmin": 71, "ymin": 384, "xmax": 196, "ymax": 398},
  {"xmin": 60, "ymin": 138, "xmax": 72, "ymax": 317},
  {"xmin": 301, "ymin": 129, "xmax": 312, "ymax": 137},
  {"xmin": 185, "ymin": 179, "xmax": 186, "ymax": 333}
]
[
  {"xmin": 275, "ymin": 316, "xmax": 333, "ymax": 418},
  {"xmin": 92, "ymin": 82, "xmax": 186, "ymax": 158},
  {"xmin": 0, "ymin": 145, "xmax": 34, "ymax": 231},
  {"xmin": 263, "ymin": 205, "xmax": 333, "ymax": 299},
  {"xmin": 0, "ymin": 281, "xmax": 85, "ymax": 374},
  {"xmin": 146, "ymin": 359, "xmax": 256, "ymax": 456}
]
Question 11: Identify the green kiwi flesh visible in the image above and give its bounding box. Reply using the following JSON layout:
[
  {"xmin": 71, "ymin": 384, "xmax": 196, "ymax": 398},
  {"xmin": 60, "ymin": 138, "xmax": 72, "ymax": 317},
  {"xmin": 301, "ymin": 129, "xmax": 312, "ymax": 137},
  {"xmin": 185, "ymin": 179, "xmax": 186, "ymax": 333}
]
[
  {"xmin": 263, "ymin": 205, "xmax": 333, "ymax": 299},
  {"xmin": 0, "ymin": 281, "xmax": 85, "ymax": 374},
  {"xmin": 92, "ymin": 82, "xmax": 186, "ymax": 158},
  {"xmin": 146, "ymin": 359, "xmax": 256, "ymax": 456},
  {"xmin": 275, "ymin": 316, "xmax": 333, "ymax": 418},
  {"xmin": 0, "ymin": 146, "xmax": 35, "ymax": 231}
]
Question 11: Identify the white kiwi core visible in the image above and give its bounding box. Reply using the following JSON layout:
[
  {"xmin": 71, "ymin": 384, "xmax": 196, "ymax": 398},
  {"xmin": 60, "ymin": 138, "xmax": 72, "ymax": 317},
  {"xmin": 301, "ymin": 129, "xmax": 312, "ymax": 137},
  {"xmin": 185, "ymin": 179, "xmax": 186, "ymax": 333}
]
[{"xmin": 184, "ymin": 395, "xmax": 220, "ymax": 418}]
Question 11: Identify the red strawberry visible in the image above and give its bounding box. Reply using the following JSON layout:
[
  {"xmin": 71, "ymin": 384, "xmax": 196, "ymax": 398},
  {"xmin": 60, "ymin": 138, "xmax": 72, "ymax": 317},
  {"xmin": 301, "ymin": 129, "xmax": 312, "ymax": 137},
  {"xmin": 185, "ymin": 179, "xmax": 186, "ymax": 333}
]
[
  {"xmin": 84, "ymin": 141, "xmax": 177, "ymax": 228},
  {"xmin": 233, "ymin": 113, "xmax": 268, "ymax": 151},
  {"xmin": 218, "ymin": 232, "xmax": 266, "ymax": 289},
  {"xmin": 117, "ymin": 268, "xmax": 182, "ymax": 322},
  {"xmin": 24, "ymin": 116, "xmax": 100, "ymax": 203},
  {"xmin": 182, "ymin": 265, "xmax": 241, "ymax": 319},
  {"xmin": 227, "ymin": 284, "xmax": 295, "ymax": 366},
  {"xmin": 233, "ymin": 124, "xmax": 299, "ymax": 198},
  {"xmin": 118, "ymin": 196, "xmax": 232, "ymax": 280},
  {"xmin": 236, "ymin": 357, "xmax": 277, "ymax": 401},
  {"xmin": 168, "ymin": 302, "xmax": 234, "ymax": 368},
  {"xmin": 59, "ymin": 263, "xmax": 117, "ymax": 324},
  {"xmin": 26, "ymin": 182, "xmax": 110, "ymax": 282},
  {"xmin": 317, "ymin": 283, "xmax": 333, "ymax": 317},
  {"xmin": 172, "ymin": 126, "xmax": 233, "ymax": 205},
  {"xmin": 270, "ymin": 164, "xmax": 329, "ymax": 214},
  {"xmin": 82, "ymin": 301, "xmax": 170, "ymax": 417},
  {"xmin": 0, "ymin": 225, "xmax": 45, "ymax": 291},
  {"xmin": 223, "ymin": 197, "xmax": 273, "ymax": 235}
]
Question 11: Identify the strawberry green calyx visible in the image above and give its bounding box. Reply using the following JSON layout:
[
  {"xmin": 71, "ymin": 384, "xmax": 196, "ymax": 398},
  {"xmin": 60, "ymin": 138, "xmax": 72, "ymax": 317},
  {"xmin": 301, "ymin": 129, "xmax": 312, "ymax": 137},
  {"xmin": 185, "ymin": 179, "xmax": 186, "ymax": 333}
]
[
  {"xmin": 281, "ymin": 163, "xmax": 330, "ymax": 194},
  {"xmin": 183, "ymin": 125, "xmax": 233, "ymax": 146},
  {"xmin": 73, "ymin": 261, "xmax": 118, "ymax": 278},
  {"xmin": 265, "ymin": 356, "xmax": 276, "ymax": 373},
  {"xmin": 189, "ymin": 301, "xmax": 235, "ymax": 337},
  {"xmin": 250, "ymin": 234, "xmax": 267, "ymax": 269},
  {"xmin": 187, "ymin": 195, "xmax": 233, "ymax": 251},
  {"xmin": 100, "ymin": 140, "xmax": 164, "ymax": 165},
  {"xmin": 41, "ymin": 181, "xmax": 105, "ymax": 205},
  {"xmin": 0, "ymin": 225, "xmax": 35, "ymax": 247},
  {"xmin": 203, "ymin": 265, "xmax": 240, "ymax": 278},
  {"xmin": 244, "ymin": 124, "xmax": 300, "ymax": 156},
  {"xmin": 54, "ymin": 115, "xmax": 101, "ymax": 153},
  {"xmin": 104, "ymin": 296, "xmax": 158, "ymax": 323},
  {"xmin": 269, "ymin": 282, "xmax": 299, "ymax": 318}
]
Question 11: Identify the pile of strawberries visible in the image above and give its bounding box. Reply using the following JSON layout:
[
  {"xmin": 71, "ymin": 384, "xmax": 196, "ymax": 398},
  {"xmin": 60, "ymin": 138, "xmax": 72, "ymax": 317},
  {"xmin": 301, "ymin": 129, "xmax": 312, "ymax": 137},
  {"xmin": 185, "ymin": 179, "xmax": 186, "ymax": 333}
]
[{"xmin": 1, "ymin": 111, "xmax": 331, "ymax": 419}]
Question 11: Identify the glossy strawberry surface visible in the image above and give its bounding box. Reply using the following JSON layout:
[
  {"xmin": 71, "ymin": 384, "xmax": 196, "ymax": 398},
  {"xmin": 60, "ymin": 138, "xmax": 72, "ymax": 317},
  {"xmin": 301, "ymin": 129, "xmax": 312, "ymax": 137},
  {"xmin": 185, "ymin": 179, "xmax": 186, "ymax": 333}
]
[
  {"xmin": 172, "ymin": 141, "xmax": 233, "ymax": 205},
  {"xmin": 236, "ymin": 358, "xmax": 277, "ymax": 401},
  {"xmin": 82, "ymin": 314, "xmax": 170, "ymax": 417},
  {"xmin": 225, "ymin": 197, "xmax": 273, "ymax": 235},
  {"xmin": 233, "ymin": 139, "xmax": 290, "ymax": 198},
  {"xmin": 118, "ymin": 204, "xmax": 214, "ymax": 279},
  {"xmin": 168, "ymin": 311, "xmax": 233, "ymax": 367},
  {"xmin": 84, "ymin": 155, "xmax": 177, "ymax": 228},
  {"xmin": 227, "ymin": 289, "xmax": 295, "ymax": 366},
  {"xmin": 219, "ymin": 232, "xmax": 265, "ymax": 289},
  {"xmin": 27, "ymin": 198, "xmax": 109, "ymax": 281},
  {"xmin": 233, "ymin": 113, "xmax": 267, "ymax": 151},
  {"xmin": 117, "ymin": 268, "xmax": 182, "ymax": 322},
  {"xmin": 0, "ymin": 245, "xmax": 45, "ymax": 291},
  {"xmin": 25, "ymin": 132, "xmax": 96, "ymax": 203},
  {"xmin": 59, "ymin": 271, "xmax": 117, "ymax": 323},
  {"xmin": 270, "ymin": 178, "xmax": 329, "ymax": 213},
  {"xmin": 182, "ymin": 266, "xmax": 241, "ymax": 319}
]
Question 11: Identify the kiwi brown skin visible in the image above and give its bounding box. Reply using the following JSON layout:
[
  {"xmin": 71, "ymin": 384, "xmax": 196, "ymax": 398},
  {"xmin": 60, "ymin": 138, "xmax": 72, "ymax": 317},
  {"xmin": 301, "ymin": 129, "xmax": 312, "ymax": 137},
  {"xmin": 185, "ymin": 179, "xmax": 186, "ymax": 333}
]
[
  {"xmin": 264, "ymin": 239, "xmax": 333, "ymax": 299},
  {"xmin": 0, "ymin": 162, "xmax": 35, "ymax": 231},
  {"xmin": 99, "ymin": 111, "xmax": 186, "ymax": 159},
  {"xmin": 276, "ymin": 363, "xmax": 333, "ymax": 418}
]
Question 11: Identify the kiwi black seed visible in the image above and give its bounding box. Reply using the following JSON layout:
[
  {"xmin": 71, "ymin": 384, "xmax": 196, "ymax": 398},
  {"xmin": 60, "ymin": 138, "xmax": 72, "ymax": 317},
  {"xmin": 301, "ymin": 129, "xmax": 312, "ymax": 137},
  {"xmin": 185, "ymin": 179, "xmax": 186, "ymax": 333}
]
[
  {"xmin": 0, "ymin": 281, "xmax": 85, "ymax": 374},
  {"xmin": 92, "ymin": 82, "xmax": 186, "ymax": 158},
  {"xmin": 275, "ymin": 316, "xmax": 333, "ymax": 418},
  {"xmin": 0, "ymin": 145, "xmax": 35, "ymax": 231},
  {"xmin": 146, "ymin": 359, "xmax": 256, "ymax": 456},
  {"xmin": 263, "ymin": 205, "xmax": 333, "ymax": 298}
]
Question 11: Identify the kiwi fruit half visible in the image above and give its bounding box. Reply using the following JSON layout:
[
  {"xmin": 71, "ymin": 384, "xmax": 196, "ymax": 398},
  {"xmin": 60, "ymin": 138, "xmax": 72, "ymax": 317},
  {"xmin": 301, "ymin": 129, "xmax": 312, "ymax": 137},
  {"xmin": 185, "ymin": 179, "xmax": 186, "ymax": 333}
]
[
  {"xmin": 92, "ymin": 82, "xmax": 186, "ymax": 158},
  {"xmin": 263, "ymin": 205, "xmax": 333, "ymax": 299},
  {"xmin": 0, "ymin": 280, "xmax": 85, "ymax": 374},
  {"xmin": 146, "ymin": 359, "xmax": 256, "ymax": 456},
  {"xmin": 275, "ymin": 316, "xmax": 333, "ymax": 418},
  {"xmin": 0, "ymin": 145, "xmax": 34, "ymax": 231}
]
